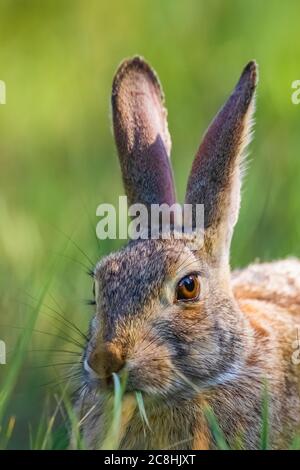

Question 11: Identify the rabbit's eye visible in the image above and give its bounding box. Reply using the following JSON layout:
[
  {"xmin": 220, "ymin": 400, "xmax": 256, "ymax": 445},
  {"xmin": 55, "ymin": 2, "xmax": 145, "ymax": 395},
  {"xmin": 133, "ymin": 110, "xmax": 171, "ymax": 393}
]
[{"xmin": 175, "ymin": 273, "xmax": 201, "ymax": 302}]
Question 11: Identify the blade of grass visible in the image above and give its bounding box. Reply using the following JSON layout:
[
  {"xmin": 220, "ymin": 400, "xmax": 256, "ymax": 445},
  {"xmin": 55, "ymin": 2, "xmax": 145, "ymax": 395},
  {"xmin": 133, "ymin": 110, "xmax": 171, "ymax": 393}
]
[
  {"xmin": 62, "ymin": 386, "xmax": 86, "ymax": 450},
  {"xmin": 112, "ymin": 372, "xmax": 123, "ymax": 438},
  {"xmin": 175, "ymin": 370, "xmax": 229, "ymax": 450},
  {"xmin": 100, "ymin": 371, "xmax": 129, "ymax": 450},
  {"xmin": 32, "ymin": 403, "xmax": 48, "ymax": 449},
  {"xmin": 41, "ymin": 397, "xmax": 62, "ymax": 450},
  {"xmin": 0, "ymin": 284, "xmax": 47, "ymax": 426},
  {"xmin": 135, "ymin": 391, "xmax": 151, "ymax": 431},
  {"xmin": 100, "ymin": 373, "xmax": 123, "ymax": 450},
  {"xmin": 0, "ymin": 238, "xmax": 73, "ymax": 448},
  {"xmin": 203, "ymin": 405, "xmax": 230, "ymax": 450},
  {"xmin": 0, "ymin": 416, "xmax": 16, "ymax": 449}
]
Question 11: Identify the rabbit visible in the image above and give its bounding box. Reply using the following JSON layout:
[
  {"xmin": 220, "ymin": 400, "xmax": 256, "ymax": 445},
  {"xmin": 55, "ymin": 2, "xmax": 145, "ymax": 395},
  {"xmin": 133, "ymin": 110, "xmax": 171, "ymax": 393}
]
[{"xmin": 74, "ymin": 57, "xmax": 300, "ymax": 450}]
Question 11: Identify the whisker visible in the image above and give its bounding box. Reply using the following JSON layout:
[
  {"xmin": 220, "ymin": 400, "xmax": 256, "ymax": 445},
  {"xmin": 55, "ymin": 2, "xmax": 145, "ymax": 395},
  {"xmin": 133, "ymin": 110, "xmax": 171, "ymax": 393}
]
[
  {"xmin": 40, "ymin": 371, "xmax": 83, "ymax": 389},
  {"xmin": 25, "ymin": 349, "xmax": 81, "ymax": 356},
  {"xmin": 11, "ymin": 299, "xmax": 86, "ymax": 349},
  {"xmin": 32, "ymin": 361, "xmax": 83, "ymax": 369},
  {"xmin": 31, "ymin": 362, "xmax": 79, "ymax": 369},
  {"xmin": 78, "ymin": 402, "xmax": 97, "ymax": 428},
  {"xmin": 79, "ymin": 194, "xmax": 101, "ymax": 253},
  {"xmin": 0, "ymin": 324, "xmax": 83, "ymax": 349},
  {"xmin": 25, "ymin": 293, "xmax": 88, "ymax": 341},
  {"xmin": 49, "ymin": 225, "xmax": 95, "ymax": 269},
  {"xmin": 49, "ymin": 251, "xmax": 92, "ymax": 274},
  {"xmin": 165, "ymin": 436, "xmax": 194, "ymax": 450},
  {"xmin": 72, "ymin": 382, "xmax": 88, "ymax": 400}
]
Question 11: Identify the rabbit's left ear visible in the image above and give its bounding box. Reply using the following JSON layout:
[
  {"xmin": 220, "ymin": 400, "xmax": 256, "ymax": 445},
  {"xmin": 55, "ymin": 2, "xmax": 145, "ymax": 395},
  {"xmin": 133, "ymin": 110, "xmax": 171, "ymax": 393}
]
[
  {"xmin": 185, "ymin": 61, "xmax": 257, "ymax": 261},
  {"xmin": 112, "ymin": 57, "xmax": 176, "ymax": 209}
]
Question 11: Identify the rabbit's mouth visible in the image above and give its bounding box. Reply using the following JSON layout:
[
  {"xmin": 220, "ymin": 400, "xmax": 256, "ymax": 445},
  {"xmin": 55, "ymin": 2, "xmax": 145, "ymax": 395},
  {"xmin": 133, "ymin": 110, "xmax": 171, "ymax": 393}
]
[
  {"xmin": 83, "ymin": 357, "xmax": 117, "ymax": 391},
  {"xmin": 83, "ymin": 355, "xmax": 172, "ymax": 399},
  {"xmin": 83, "ymin": 356, "xmax": 193, "ymax": 402},
  {"xmin": 83, "ymin": 351, "xmax": 245, "ymax": 405}
]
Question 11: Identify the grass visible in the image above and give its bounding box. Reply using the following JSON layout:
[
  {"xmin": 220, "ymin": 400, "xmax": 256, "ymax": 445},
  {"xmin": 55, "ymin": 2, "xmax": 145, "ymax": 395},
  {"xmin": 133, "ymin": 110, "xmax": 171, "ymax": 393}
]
[{"xmin": 135, "ymin": 391, "xmax": 151, "ymax": 432}]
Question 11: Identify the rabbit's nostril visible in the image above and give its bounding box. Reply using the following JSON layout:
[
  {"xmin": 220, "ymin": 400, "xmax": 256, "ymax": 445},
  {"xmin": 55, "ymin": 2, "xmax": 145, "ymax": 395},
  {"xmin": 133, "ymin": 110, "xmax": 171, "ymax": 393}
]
[
  {"xmin": 104, "ymin": 374, "xmax": 114, "ymax": 388},
  {"xmin": 88, "ymin": 342, "xmax": 125, "ymax": 379},
  {"xmin": 84, "ymin": 357, "xmax": 99, "ymax": 379}
]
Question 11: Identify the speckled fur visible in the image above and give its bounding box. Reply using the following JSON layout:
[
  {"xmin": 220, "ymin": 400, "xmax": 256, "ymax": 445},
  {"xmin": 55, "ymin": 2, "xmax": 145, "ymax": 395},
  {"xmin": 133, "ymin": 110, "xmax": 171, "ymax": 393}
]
[{"xmin": 74, "ymin": 58, "xmax": 300, "ymax": 450}]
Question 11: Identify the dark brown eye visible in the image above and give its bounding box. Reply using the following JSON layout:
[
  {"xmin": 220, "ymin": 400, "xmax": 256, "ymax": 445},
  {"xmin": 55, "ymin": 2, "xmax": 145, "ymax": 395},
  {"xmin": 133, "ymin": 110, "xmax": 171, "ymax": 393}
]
[{"xmin": 175, "ymin": 273, "xmax": 201, "ymax": 302}]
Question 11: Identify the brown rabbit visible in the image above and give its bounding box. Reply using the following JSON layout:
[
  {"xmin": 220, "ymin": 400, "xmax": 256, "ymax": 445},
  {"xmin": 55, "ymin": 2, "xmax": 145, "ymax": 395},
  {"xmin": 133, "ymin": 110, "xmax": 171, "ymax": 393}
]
[{"xmin": 75, "ymin": 57, "xmax": 300, "ymax": 449}]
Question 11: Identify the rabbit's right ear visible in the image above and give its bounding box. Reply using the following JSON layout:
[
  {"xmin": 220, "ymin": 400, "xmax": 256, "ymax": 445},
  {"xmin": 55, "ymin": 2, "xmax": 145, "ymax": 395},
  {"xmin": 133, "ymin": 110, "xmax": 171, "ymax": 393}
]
[
  {"xmin": 185, "ymin": 61, "xmax": 257, "ymax": 262},
  {"xmin": 112, "ymin": 57, "xmax": 176, "ymax": 208}
]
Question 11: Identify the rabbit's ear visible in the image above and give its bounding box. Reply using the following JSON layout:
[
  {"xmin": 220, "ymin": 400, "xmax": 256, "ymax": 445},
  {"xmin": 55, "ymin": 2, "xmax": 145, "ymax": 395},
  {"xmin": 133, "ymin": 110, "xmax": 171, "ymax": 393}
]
[
  {"xmin": 112, "ymin": 57, "xmax": 176, "ymax": 208},
  {"xmin": 185, "ymin": 61, "xmax": 257, "ymax": 261}
]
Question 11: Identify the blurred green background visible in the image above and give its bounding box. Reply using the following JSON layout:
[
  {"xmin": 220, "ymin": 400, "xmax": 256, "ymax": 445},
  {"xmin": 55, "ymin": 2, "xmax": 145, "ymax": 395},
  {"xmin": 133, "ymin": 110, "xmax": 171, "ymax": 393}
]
[{"xmin": 1, "ymin": 0, "xmax": 300, "ymax": 449}]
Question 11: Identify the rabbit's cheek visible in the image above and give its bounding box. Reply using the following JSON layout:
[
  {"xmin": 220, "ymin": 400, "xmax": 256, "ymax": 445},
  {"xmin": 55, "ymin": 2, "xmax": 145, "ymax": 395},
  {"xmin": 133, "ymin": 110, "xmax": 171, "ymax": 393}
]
[{"xmin": 126, "ymin": 342, "xmax": 175, "ymax": 395}]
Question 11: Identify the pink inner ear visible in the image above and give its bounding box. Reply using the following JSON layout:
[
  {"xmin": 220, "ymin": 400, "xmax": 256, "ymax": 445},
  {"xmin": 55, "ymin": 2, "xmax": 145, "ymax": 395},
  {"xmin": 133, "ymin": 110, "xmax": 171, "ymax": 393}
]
[{"xmin": 112, "ymin": 57, "xmax": 176, "ymax": 207}]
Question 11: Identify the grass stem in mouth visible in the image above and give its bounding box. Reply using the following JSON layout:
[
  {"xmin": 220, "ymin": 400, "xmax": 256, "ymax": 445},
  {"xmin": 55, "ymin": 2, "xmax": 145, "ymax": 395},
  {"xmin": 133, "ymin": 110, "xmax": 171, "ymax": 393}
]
[{"xmin": 135, "ymin": 391, "xmax": 151, "ymax": 431}]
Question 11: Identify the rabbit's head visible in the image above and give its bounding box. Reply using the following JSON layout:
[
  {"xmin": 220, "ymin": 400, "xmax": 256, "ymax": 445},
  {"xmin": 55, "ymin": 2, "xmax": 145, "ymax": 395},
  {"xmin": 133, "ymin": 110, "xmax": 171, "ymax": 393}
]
[{"xmin": 83, "ymin": 57, "xmax": 257, "ymax": 401}]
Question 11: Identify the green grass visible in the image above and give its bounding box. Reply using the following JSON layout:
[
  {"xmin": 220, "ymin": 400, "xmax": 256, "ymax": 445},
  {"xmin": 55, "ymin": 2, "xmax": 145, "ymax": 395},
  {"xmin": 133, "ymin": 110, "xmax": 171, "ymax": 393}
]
[{"xmin": 1, "ymin": 0, "xmax": 300, "ymax": 449}]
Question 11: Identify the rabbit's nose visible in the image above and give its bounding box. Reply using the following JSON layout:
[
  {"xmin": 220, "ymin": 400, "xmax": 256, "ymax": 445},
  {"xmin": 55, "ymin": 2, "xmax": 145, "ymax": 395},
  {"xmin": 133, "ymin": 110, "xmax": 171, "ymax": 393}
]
[{"xmin": 87, "ymin": 342, "xmax": 125, "ymax": 379}]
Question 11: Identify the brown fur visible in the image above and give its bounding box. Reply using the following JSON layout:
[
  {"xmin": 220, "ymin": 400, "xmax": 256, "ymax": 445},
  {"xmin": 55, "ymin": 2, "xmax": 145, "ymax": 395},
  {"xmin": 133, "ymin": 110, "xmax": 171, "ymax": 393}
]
[{"xmin": 74, "ymin": 58, "xmax": 300, "ymax": 450}]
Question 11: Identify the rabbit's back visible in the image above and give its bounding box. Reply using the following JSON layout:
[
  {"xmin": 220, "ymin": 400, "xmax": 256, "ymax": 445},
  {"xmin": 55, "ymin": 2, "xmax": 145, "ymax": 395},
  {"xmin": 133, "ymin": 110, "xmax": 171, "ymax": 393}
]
[{"xmin": 232, "ymin": 258, "xmax": 300, "ymax": 317}]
